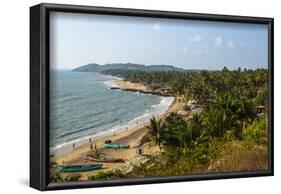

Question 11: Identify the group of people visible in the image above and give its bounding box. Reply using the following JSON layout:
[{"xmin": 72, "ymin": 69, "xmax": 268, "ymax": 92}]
[
  {"xmin": 72, "ymin": 138, "xmax": 97, "ymax": 154},
  {"xmin": 89, "ymin": 138, "xmax": 97, "ymax": 153},
  {"xmin": 71, "ymin": 119, "xmax": 141, "ymax": 151}
]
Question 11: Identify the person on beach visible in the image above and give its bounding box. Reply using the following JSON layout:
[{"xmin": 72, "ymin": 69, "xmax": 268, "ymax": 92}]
[
  {"xmin": 94, "ymin": 144, "xmax": 98, "ymax": 155},
  {"xmin": 89, "ymin": 138, "xmax": 91, "ymax": 143},
  {"xmin": 126, "ymin": 126, "xmax": 128, "ymax": 131},
  {"xmin": 72, "ymin": 143, "xmax": 75, "ymax": 150},
  {"xmin": 90, "ymin": 144, "xmax": 93, "ymax": 150}
]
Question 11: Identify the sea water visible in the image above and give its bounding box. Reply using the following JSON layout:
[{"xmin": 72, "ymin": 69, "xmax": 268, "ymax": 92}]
[{"xmin": 50, "ymin": 70, "xmax": 173, "ymax": 155}]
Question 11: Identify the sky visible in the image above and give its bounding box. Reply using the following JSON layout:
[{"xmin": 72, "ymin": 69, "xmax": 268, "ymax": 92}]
[{"xmin": 50, "ymin": 12, "xmax": 268, "ymax": 70}]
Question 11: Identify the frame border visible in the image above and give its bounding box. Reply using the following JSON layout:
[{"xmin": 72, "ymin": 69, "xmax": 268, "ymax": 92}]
[{"xmin": 30, "ymin": 3, "xmax": 274, "ymax": 191}]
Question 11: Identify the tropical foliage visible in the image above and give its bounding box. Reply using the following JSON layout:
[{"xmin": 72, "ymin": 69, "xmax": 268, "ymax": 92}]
[
  {"xmin": 50, "ymin": 67, "xmax": 269, "ymax": 181},
  {"xmin": 103, "ymin": 67, "xmax": 268, "ymax": 105},
  {"xmin": 104, "ymin": 67, "xmax": 269, "ymax": 176}
]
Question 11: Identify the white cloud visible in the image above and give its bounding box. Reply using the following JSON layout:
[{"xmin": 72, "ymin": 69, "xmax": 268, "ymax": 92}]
[
  {"xmin": 227, "ymin": 41, "xmax": 235, "ymax": 49},
  {"xmin": 189, "ymin": 35, "xmax": 202, "ymax": 43},
  {"xmin": 152, "ymin": 23, "xmax": 161, "ymax": 31},
  {"xmin": 214, "ymin": 36, "xmax": 223, "ymax": 46}
]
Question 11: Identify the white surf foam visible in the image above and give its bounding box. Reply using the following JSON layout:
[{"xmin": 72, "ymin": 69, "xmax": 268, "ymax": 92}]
[{"xmin": 51, "ymin": 93, "xmax": 174, "ymax": 157}]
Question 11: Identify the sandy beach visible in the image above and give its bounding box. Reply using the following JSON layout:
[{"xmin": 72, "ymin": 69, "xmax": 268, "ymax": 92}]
[
  {"xmin": 51, "ymin": 80, "xmax": 182, "ymax": 180},
  {"xmin": 111, "ymin": 80, "xmax": 150, "ymax": 91}
]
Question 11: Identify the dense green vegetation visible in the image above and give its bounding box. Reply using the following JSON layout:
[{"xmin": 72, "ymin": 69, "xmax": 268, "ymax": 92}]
[
  {"xmin": 88, "ymin": 170, "xmax": 125, "ymax": 180},
  {"xmin": 50, "ymin": 67, "xmax": 269, "ymax": 181},
  {"xmin": 72, "ymin": 63, "xmax": 185, "ymax": 72},
  {"xmin": 103, "ymin": 67, "xmax": 268, "ymax": 105},
  {"xmin": 101, "ymin": 67, "xmax": 269, "ymax": 177}
]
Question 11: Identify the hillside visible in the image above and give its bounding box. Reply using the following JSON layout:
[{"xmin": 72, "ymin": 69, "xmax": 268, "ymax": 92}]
[{"xmin": 72, "ymin": 63, "xmax": 187, "ymax": 72}]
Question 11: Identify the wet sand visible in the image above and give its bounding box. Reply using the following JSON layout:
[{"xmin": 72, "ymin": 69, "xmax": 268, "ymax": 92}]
[{"xmin": 51, "ymin": 80, "xmax": 182, "ymax": 180}]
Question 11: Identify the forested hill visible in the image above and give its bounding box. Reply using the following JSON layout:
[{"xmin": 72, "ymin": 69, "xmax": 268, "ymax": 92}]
[{"xmin": 72, "ymin": 63, "xmax": 197, "ymax": 72}]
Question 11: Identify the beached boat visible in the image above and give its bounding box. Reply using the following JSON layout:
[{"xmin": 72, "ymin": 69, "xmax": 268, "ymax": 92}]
[
  {"xmin": 87, "ymin": 155, "xmax": 125, "ymax": 163},
  {"xmin": 59, "ymin": 163, "xmax": 103, "ymax": 172},
  {"xmin": 104, "ymin": 143, "xmax": 130, "ymax": 149}
]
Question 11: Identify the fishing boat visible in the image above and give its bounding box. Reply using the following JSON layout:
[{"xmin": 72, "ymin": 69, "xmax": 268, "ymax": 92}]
[
  {"xmin": 104, "ymin": 143, "xmax": 130, "ymax": 149},
  {"xmin": 59, "ymin": 163, "xmax": 103, "ymax": 172},
  {"xmin": 87, "ymin": 155, "xmax": 125, "ymax": 163}
]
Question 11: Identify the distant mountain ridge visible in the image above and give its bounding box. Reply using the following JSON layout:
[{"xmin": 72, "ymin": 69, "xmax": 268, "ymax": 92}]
[{"xmin": 72, "ymin": 63, "xmax": 187, "ymax": 72}]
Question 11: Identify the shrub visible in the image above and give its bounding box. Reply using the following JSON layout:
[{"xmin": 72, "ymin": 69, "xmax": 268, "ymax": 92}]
[
  {"xmin": 242, "ymin": 116, "xmax": 268, "ymax": 144},
  {"xmin": 87, "ymin": 170, "xmax": 124, "ymax": 180}
]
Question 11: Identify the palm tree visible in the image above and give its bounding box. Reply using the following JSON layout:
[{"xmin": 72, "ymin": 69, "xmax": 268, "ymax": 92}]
[
  {"xmin": 204, "ymin": 109, "xmax": 225, "ymax": 138},
  {"xmin": 147, "ymin": 116, "xmax": 163, "ymax": 150},
  {"xmin": 161, "ymin": 112, "xmax": 188, "ymax": 148},
  {"xmin": 189, "ymin": 113, "xmax": 205, "ymax": 141}
]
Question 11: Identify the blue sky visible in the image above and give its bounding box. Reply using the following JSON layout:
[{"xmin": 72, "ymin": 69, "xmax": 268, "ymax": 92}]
[{"xmin": 50, "ymin": 12, "xmax": 268, "ymax": 70}]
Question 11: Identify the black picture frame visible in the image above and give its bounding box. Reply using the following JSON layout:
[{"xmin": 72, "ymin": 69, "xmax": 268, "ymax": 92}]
[{"xmin": 30, "ymin": 3, "xmax": 274, "ymax": 191}]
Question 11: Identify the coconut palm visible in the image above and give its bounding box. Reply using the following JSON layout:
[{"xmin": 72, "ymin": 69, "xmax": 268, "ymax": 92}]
[
  {"xmin": 203, "ymin": 108, "xmax": 225, "ymax": 138},
  {"xmin": 147, "ymin": 116, "xmax": 163, "ymax": 150}
]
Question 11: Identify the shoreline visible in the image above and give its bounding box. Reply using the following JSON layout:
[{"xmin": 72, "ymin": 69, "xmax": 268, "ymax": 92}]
[
  {"xmin": 51, "ymin": 79, "xmax": 180, "ymax": 180},
  {"xmin": 109, "ymin": 79, "xmax": 173, "ymax": 97},
  {"xmin": 51, "ymin": 78, "xmax": 174, "ymax": 156}
]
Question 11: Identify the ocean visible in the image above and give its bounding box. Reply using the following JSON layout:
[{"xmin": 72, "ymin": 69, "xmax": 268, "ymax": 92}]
[{"xmin": 50, "ymin": 70, "xmax": 174, "ymax": 155}]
